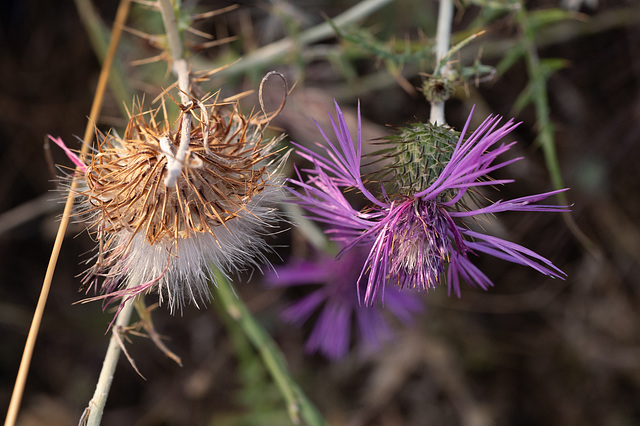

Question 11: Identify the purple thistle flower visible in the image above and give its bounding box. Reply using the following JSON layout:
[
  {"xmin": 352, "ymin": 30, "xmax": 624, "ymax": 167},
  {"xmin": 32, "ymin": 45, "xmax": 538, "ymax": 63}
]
[
  {"xmin": 288, "ymin": 101, "xmax": 568, "ymax": 305},
  {"xmin": 266, "ymin": 247, "xmax": 423, "ymax": 360}
]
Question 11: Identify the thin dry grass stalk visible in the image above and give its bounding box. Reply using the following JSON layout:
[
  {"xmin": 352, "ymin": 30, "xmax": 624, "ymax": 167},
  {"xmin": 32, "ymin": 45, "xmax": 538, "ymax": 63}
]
[{"xmin": 4, "ymin": 1, "xmax": 132, "ymax": 425}]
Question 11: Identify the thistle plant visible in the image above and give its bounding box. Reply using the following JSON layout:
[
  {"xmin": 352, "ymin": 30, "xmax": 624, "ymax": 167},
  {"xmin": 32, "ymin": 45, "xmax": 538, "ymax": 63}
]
[
  {"xmin": 287, "ymin": 102, "xmax": 567, "ymax": 305},
  {"xmin": 57, "ymin": 2, "xmax": 296, "ymax": 422},
  {"xmin": 262, "ymin": 0, "xmax": 569, "ymax": 367},
  {"xmin": 53, "ymin": 98, "xmax": 284, "ymax": 314},
  {"xmin": 10, "ymin": 1, "xmax": 324, "ymax": 424},
  {"xmin": 5, "ymin": 0, "xmax": 584, "ymax": 424}
]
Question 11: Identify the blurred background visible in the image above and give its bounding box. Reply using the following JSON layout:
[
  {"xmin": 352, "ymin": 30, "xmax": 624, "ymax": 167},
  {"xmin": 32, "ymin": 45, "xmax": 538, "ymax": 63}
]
[{"xmin": 1, "ymin": 0, "xmax": 640, "ymax": 425}]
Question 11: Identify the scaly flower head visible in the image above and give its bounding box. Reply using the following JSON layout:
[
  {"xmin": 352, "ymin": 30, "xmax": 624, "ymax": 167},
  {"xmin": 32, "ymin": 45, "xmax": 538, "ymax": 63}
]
[
  {"xmin": 288, "ymin": 101, "xmax": 567, "ymax": 305},
  {"xmin": 266, "ymin": 246, "xmax": 424, "ymax": 360},
  {"xmin": 51, "ymin": 96, "xmax": 284, "ymax": 313}
]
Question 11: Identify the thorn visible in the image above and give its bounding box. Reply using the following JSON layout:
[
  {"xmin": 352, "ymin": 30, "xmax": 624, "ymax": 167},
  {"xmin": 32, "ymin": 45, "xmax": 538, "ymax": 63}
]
[
  {"xmin": 190, "ymin": 4, "xmax": 239, "ymax": 22},
  {"xmin": 189, "ymin": 36, "xmax": 238, "ymax": 52}
]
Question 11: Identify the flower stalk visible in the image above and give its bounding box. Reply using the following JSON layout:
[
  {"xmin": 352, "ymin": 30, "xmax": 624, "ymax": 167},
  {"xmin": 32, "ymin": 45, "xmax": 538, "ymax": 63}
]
[
  {"xmin": 159, "ymin": 0, "xmax": 193, "ymax": 187},
  {"xmin": 430, "ymin": 0, "xmax": 455, "ymax": 125},
  {"xmin": 81, "ymin": 299, "xmax": 136, "ymax": 426}
]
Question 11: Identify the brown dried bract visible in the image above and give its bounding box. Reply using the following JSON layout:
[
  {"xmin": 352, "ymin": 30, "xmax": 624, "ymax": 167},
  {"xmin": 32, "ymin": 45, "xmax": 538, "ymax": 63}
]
[{"xmin": 83, "ymin": 98, "xmax": 276, "ymax": 246}]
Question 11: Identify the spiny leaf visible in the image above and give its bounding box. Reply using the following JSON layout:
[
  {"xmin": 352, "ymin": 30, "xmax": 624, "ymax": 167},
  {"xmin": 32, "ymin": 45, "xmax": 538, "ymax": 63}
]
[
  {"xmin": 328, "ymin": 18, "xmax": 436, "ymax": 67},
  {"xmin": 512, "ymin": 57, "xmax": 569, "ymax": 115},
  {"xmin": 527, "ymin": 8, "xmax": 582, "ymax": 32},
  {"xmin": 496, "ymin": 43, "xmax": 526, "ymax": 76},
  {"xmin": 462, "ymin": 0, "xmax": 520, "ymax": 11},
  {"xmin": 460, "ymin": 60, "xmax": 496, "ymax": 83}
]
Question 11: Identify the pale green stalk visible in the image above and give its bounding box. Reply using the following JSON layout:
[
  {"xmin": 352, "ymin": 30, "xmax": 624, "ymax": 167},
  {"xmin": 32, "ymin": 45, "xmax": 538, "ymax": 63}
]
[
  {"xmin": 158, "ymin": 0, "xmax": 193, "ymax": 188},
  {"xmin": 430, "ymin": 0, "xmax": 455, "ymax": 125},
  {"xmin": 77, "ymin": 3, "xmax": 189, "ymax": 425},
  {"xmin": 82, "ymin": 300, "xmax": 135, "ymax": 426},
  {"xmin": 158, "ymin": 0, "xmax": 183, "ymax": 61}
]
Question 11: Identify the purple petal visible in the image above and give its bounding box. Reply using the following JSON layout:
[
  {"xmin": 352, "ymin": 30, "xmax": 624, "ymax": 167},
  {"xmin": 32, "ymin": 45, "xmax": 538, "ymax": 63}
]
[
  {"xmin": 282, "ymin": 290, "xmax": 327, "ymax": 323},
  {"xmin": 48, "ymin": 135, "xmax": 86, "ymax": 172},
  {"xmin": 463, "ymin": 229, "xmax": 566, "ymax": 278},
  {"xmin": 305, "ymin": 301, "xmax": 352, "ymax": 360}
]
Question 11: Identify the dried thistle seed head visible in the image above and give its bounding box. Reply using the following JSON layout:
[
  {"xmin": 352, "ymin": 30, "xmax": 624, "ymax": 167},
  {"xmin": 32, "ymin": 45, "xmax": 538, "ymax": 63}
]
[
  {"xmin": 79, "ymin": 98, "xmax": 285, "ymax": 313},
  {"xmin": 85, "ymin": 105, "xmax": 273, "ymax": 243}
]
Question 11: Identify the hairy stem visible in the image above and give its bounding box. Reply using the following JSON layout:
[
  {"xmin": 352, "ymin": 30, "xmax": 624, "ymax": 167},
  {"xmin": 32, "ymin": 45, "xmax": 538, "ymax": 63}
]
[{"xmin": 158, "ymin": 0, "xmax": 183, "ymax": 61}]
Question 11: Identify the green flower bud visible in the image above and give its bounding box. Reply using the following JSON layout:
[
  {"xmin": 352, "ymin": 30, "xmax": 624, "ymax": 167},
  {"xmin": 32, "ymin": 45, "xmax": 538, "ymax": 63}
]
[{"xmin": 373, "ymin": 122, "xmax": 459, "ymax": 195}]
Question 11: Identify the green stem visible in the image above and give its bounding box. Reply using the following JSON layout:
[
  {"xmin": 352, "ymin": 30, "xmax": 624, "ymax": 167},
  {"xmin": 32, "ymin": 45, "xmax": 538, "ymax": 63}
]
[
  {"xmin": 516, "ymin": 6, "xmax": 563, "ymax": 193},
  {"xmin": 516, "ymin": 3, "xmax": 599, "ymax": 254},
  {"xmin": 211, "ymin": 272, "xmax": 327, "ymax": 426}
]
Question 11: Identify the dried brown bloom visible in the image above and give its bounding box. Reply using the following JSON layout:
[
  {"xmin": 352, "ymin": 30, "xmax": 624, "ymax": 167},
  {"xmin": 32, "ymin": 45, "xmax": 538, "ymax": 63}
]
[{"xmin": 67, "ymin": 96, "xmax": 285, "ymax": 312}]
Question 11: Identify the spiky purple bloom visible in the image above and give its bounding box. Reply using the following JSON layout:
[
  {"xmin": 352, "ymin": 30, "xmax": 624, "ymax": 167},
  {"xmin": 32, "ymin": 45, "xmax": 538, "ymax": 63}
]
[
  {"xmin": 266, "ymin": 246, "xmax": 423, "ymax": 360},
  {"xmin": 288, "ymin": 102, "xmax": 567, "ymax": 305}
]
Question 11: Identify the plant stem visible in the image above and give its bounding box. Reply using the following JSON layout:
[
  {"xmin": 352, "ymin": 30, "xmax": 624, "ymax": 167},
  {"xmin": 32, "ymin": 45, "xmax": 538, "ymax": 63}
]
[
  {"xmin": 195, "ymin": 0, "xmax": 393, "ymax": 79},
  {"xmin": 515, "ymin": 2, "xmax": 598, "ymax": 255},
  {"xmin": 158, "ymin": 0, "xmax": 183, "ymax": 61},
  {"xmin": 430, "ymin": 0, "xmax": 455, "ymax": 125},
  {"xmin": 211, "ymin": 272, "xmax": 327, "ymax": 426},
  {"xmin": 82, "ymin": 300, "xmax": 136, "ymax": 426},
  {"xmin": 3, "ymin": 2, "xmax": 130, "ymax": 425},
  {"xmin": 158, "ymin": 0, "xmax": 193, "ymax": 187}
]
